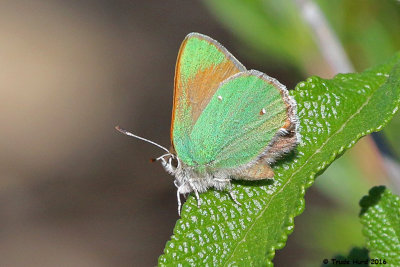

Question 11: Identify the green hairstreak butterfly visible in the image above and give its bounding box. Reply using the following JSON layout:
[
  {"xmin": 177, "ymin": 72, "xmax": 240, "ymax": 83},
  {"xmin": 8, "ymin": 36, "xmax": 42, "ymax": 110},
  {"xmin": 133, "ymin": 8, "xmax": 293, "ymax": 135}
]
[{"xmin": 116, "ymin": 32, "xmax": 299, "ymax": 215}]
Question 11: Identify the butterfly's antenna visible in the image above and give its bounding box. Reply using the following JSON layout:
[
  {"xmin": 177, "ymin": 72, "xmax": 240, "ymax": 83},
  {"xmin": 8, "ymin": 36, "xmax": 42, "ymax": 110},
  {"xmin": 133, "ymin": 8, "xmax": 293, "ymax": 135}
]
[
  {"xmin": 115, "ymin": 125, "xmax": 171, "ymax": 154},
  {"xmin": 156, "ymin": 153, "xmax": 173, "ymax": 160}
]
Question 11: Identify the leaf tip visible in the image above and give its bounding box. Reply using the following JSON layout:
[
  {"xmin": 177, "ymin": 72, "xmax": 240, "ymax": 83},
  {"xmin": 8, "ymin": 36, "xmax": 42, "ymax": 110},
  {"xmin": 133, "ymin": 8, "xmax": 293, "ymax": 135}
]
[{"xmin": 359, "ymin": 185, "xmax": 386, "ymax": 216}]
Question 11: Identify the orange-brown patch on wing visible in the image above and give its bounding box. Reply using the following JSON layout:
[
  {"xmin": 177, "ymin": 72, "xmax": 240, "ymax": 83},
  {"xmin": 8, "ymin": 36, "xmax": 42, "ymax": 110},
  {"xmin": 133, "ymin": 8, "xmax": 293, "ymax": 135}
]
[
  {"xmin": 232, "ymin": 133, "xmax": 297, "ymax": 181},
  {"xmin": 263, "ymin": 131, "xmax": 297, "ymax": 162},
  {"xmin": 282, "ymin": 119, "xmax": 292, "ymax": 130},
  {"xmin": 232, "ymin": 161, "xmax": 274, "ymax": 180},
  {"xmin": 170, "ymin": 61, "xmax": 239, "ymax": 149},
  {"xmin": 170, "ymin": 38, "xmax": 245, "ymax": 145},
  {"xmin": 185, "ymin": 61, "xmax": 240, "ymax": 122}
]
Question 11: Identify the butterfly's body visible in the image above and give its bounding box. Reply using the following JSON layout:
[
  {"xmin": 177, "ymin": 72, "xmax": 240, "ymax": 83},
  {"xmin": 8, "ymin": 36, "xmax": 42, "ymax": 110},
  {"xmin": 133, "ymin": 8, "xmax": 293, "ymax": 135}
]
[
  {"xmin": 117, "ymin": 32, "xmax": 299, "ymax": 214},
  {"xmin": 164, "ymin": 162, "xmax": 232, "ymax": 194}
]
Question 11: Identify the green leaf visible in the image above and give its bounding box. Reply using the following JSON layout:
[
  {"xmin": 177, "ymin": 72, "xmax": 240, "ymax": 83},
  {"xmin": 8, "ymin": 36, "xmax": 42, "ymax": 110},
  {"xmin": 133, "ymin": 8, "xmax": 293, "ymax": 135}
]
[
  {"xmin": 159, "ymin": 54, "xmax": 400, "ymax": 266},
  {"xmin": 359, "ymin": 186, "xmax": 400, "ymax": 265}
]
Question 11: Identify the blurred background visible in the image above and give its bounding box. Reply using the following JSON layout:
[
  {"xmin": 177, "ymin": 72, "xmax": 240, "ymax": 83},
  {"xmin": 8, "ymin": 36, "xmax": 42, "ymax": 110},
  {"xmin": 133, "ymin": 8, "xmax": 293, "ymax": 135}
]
[{"xmin": 0, "ymin": 0, "xmax": 399, "ymax": 266}]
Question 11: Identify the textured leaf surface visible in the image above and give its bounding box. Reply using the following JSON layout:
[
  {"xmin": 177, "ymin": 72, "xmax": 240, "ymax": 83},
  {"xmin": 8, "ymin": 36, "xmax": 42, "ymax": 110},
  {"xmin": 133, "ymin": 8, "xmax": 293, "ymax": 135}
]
[
  {"xmin": 360, "ymin": 186, "xmax": 400, "ymax": 266},
  {"xmin": 159, "ymin": 54, "xmax": 400, "ymax": 266}
]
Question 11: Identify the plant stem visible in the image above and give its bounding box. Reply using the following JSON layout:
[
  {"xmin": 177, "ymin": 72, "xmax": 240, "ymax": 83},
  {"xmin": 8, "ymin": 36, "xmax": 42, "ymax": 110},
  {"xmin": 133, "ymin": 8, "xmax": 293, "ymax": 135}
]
[{"xmin": 293, "ymin": 0, "xmax": 353, "ymax": 74}]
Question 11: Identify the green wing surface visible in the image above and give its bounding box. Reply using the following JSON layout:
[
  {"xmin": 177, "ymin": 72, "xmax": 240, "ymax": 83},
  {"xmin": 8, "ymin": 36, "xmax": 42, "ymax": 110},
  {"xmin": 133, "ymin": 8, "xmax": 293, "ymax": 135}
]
[
  {"xmin": 174, "ymin": 70, "xmax": 292, "ymax": 171},
  {"xmin": 172, "ymin": 33, "xmax": 245, "ymax": 151}
]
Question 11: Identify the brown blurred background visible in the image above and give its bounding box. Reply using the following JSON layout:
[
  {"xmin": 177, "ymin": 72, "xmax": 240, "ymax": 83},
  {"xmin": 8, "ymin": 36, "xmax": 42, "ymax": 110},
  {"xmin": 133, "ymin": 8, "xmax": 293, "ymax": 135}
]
[{"xmin": 0, "ymin": 0, "xmax": 301, "ymax": 266}]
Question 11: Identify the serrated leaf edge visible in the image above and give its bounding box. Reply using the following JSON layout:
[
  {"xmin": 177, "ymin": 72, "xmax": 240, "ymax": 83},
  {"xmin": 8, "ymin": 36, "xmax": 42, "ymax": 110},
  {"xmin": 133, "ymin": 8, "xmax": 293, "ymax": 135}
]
[{"xmin": 262, "ymin": 65, "xmax": 400, "ymax": 264}]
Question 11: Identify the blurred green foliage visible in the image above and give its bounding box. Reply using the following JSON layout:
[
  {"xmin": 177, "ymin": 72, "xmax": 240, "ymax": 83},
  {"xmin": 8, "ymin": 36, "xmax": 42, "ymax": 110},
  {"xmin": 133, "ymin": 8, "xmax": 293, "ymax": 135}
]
[
  {"xmin": 203, "ymin": 0, "xmax": 318, "ymax": 71},
  {"xmin": 315, "ymin": 0, "xmax": 400, "ymax": 70},
  {"xmin": 203, "ymin": 0, "xmax": 400, "ymax": 72}
]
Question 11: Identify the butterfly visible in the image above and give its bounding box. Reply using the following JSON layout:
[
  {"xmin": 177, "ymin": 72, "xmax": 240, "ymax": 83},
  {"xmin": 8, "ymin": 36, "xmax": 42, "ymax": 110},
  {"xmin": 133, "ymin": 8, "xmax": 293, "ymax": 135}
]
[{"xmin": 116, "ymin": 32, "xmax": 299, "ymax": 215}]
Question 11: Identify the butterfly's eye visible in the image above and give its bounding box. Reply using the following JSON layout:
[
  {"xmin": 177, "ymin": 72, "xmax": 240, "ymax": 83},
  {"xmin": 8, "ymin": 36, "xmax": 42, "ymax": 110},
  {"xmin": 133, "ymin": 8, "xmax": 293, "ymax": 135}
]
[{"xmin": 169, "ymin": 156, "xmax": 179, "ymax": 169}]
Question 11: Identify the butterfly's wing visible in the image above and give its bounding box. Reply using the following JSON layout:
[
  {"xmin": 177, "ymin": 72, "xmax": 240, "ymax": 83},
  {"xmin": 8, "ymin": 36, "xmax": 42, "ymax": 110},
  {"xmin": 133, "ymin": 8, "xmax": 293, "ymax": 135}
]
[
  {"xmin": 178, "ymin": 70, "xmax": 298, "ymax": 176},
  {"xmin": 231, "ymin": 130, "xmax": 298, "ymax": 180},
  {"xmin": 233, "ymin": 160, "xmax": 275, "ymax": 180},
  {"xmin": 171, "ymin": 33, "xmax": 246, "ymax": 151}
]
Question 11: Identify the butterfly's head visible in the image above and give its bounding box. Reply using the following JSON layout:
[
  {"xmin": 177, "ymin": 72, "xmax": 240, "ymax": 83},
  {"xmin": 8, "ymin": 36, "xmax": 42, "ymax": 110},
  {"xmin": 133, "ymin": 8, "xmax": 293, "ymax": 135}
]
[
  {"xmin": 115, "ymin": 126, "xmax": 189, "ymax": 213},
  {"xmin": 115, "ymin": 125, "xmax": 182, "ymax": 174},
  {"xmin": 158, "ymin": 153, "xmax": 180, "ymax": 176}
]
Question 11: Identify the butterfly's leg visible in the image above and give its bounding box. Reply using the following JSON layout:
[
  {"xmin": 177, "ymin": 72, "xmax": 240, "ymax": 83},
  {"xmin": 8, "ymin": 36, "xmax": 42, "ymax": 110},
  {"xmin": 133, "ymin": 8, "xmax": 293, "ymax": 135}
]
[
  {"xmin": 229, "ymin": 190, "xmax": 242, "ymax": 206},
  {"xmin": 226, "ymin": 182, "xmax": 241, "ymax": 206},
  {"xmin": 214, "ymin": 178, "xmax": 241, "ymax": 206},
  {"xmin": 214, "ymin": 178, "xmax": 229, "ymax": 183},
  {"xmin": 176, "ymin": 186, "xmax": 182, "ymax": 216},
  {"xmin": 194, "ymin": 189, "xmax": 200, "ymax": 208},
  {"xmin": 188, "ymin": 180, "xmax": 201, "ymax": 208}
]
